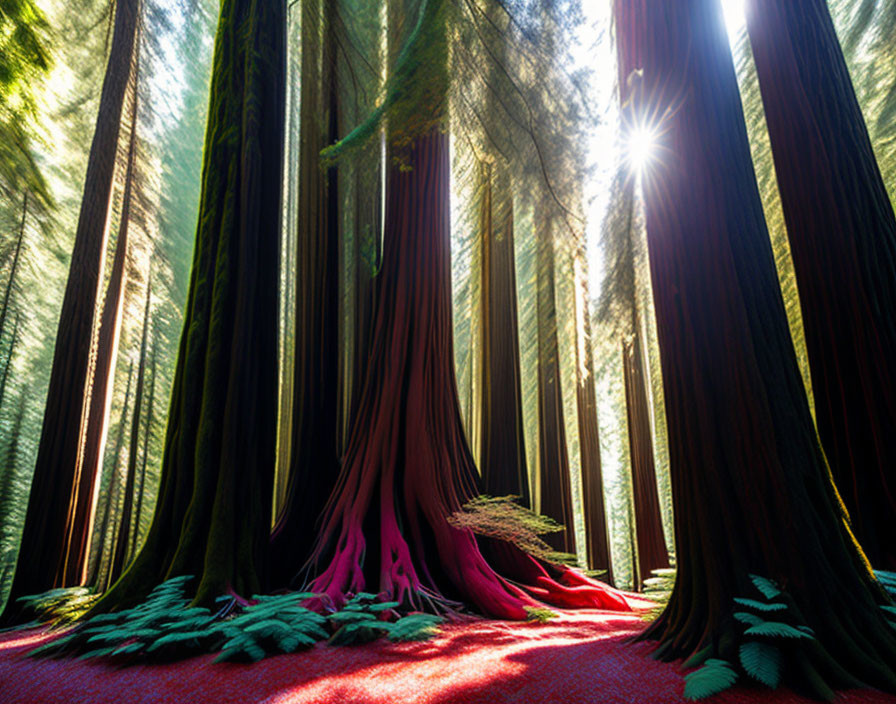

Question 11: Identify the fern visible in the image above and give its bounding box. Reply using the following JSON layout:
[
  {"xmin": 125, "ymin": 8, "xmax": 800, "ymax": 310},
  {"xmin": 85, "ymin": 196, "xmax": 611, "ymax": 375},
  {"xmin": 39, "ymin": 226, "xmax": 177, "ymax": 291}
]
[
  {"xmin": 732, "ymin": 597, "xmax": 787, "ymax": 612},
  {"xmin": 744, "ymin": 621, "xmax": 814, "ymax": 640},
  {"xmin": 749, "ymin": 574, "xmax": 781, "ymax": 600},
  {"xmin": 739, "ymin": 641, "xmax": 781, "ymax": 688},
  {"xmin": 684, "ymin": 658, "xmax": 738, "ymax": 700},
  {"xmin": 524, "ymin": 606, "xmax": 559, "ymax": 624}
]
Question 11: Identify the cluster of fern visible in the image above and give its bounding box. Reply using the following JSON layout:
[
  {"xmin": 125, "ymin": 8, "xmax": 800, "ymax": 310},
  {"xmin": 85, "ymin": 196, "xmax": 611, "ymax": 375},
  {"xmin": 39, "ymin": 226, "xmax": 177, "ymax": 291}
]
[
  {"xmin": 682, "ymin": 575, "xmax": 820, "ymax": 700},
  {"xmin": 27, "ymin": 577, "xmax": 444, "ymax": 664}
]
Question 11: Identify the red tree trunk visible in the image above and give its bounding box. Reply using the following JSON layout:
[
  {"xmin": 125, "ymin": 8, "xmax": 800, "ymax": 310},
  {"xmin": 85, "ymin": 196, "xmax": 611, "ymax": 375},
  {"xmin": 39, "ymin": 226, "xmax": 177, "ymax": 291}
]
[
  {"xmin": 0, "ymin": 0, "xmax": 138, "ymax": 622},
  {"xmin": 746, "ymin": 0, "xmax": 896, "ymax": 569}
]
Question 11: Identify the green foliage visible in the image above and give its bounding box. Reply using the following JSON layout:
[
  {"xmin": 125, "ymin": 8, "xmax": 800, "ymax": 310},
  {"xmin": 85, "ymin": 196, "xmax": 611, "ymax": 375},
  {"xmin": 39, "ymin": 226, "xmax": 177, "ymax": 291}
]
[
  {"xmin": 447, "ymin": 495, "xmax": 578, "ymax": 566},
  {"xmin": 524, "ymin": 606, "xmax": 559, "ymax": 624},
  {"xmin": 739, "ymin": 641, "xmax": 781, "ymax": 689},
  {"xmin": 875, "ymin": 570, "xmax": 896, "ymax": 599},
  {"xmin": 683, "ymin": 659, "xmax": 738, "ymax": 700},
  {"xmin": 14, "ymin": 586, "xmax": 97, "ymax": 624},
  {"xmin": 683, "ymin": 575, "xmax": 819, "ymax": 700},
  {"xmin": 29, "ymin": 579, "xmax": 445, "ymax": 664}
]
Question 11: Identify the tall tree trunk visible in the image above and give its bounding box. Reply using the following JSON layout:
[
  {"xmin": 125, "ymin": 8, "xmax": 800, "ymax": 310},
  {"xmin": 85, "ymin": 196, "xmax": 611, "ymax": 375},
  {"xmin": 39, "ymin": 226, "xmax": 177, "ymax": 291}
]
[
  {"xmin": 0, "ymin": 312, "xmax": 19, "ymax": 412},
  {"xmin": 0, "ymin": 193, "xmax": 27, "ymax": 345},
  {"xmin": 576, "ymin": 254, "xmax": 612, "ymax": 581},
  {"xmin": 535, "ymin": 203, "xmax": 575, "ymax": 554},
  {"xmin": 477, "ymin": 163, "xmax": 530, "ymax": 505},
  {"xmin": 59, "ymin": 52, "xmax": 141, "ymax": 588},
  {"xmin": 617, "ymin": 0, "xmax": 896, "ymax": 694},
  {"xmin": 746, "ymin": 0, "xmax": 896, "ymax": 570},
  {"xmin": 269, "ymin": 0, "xmax": 342, "ymax": 589},
  {"xmin": 87, "ymin": 361, "xmax": 134, "ymax": 590},
  {"xmin": 108, "ymin": 283, "xmax": 151, "ymax": 585},
  {"xmin": 91, "ymin": 0, "xmax": 286, "ymax": 611},
  {"xmin": 622, "ymin": 315, "xmax": 668, "ymax": 589},
  {"xmin": 132, "ymin": 341, "xmax": 157, "ymax": 558},
  {"xmin": 0, "ymin": 0, "xmax": 139, "ymax": 622}
]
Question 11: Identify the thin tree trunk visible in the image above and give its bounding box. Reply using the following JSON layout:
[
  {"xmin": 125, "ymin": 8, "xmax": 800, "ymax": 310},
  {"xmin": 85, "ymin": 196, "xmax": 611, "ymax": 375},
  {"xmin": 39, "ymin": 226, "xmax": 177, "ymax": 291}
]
[
  {"xmin": 0, "ymin": 193, "xmax": 28, "ymax": 345},
  {"xmin": 535, "ymin": 203, "xmax": 575, "ymax": 554},
  {"xmin": 0, "ymin": 0, "xmax": 139, "ymax": 622},
  {"xmin": 92, "ymin": 0, "xmax": 285, "ymax": 611},
  {"xmin": 617, "ymin": 0, "xmax": 896, "ymax": 694},
  {"xmin": 477, "ymin": 163, "xmax": 529, "ymax": 505},
  {"xmin": 576, "ymin": 255, "xmax": 612, "ymax": 582},
  {"xmin": 622, "ymin": 316, "xmax": 667, "ymax": 589},
  {"xmin": 87, "ymin": 361, "xmax": 134, "ymax": 590},
  {"xmin": 746, "ymin": 0, "xmax": 896, "ymax": 570},
  {"xmin": 269, "ymin": 0, "xmax": 342, "ymax": 589},
  {"xmin": 131, "ymin": 341, "xmax": 157, "ymax": 558},
  {"xmin": 0, "ymin": 312, "xmax": 20, "ymax": 412},
  {"xmin": 60, "ymin": 50, "xmax": 141, "ymax": 587},
  {"xmin": 108, "ymin": 283, "xmax": 151, "ymax": 584}
]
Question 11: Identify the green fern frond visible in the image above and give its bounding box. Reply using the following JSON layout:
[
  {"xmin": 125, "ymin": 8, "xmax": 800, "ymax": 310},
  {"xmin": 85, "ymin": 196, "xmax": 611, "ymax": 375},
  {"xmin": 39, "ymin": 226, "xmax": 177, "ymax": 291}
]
[
  {"xmin": 683, "ymin": 659, "xmax": 738, "ymax": 700},
  {"xmin": 744, "ymin": 621, "xmax": 813, "ymax": 639},
  {"xmin": 739, "ymin": 641, "xmax": 781, "ymax": 688}
]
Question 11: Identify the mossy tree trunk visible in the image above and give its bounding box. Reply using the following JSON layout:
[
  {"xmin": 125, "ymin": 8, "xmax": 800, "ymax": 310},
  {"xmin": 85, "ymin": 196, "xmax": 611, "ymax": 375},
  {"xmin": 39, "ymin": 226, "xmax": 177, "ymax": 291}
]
[
  {"xmin": 131, "ymin": 341, "xmax": 157, "ymax": 558},
  {"xmin": 92, "ymin": 0, "xmax": 286, "ymax": 611},
  {"xmin": 477, "ymin": 163, "xmax": 529, "ymax": 505},
  {"xmin": 0, "ymin": 193, "xmax": 27, "ymax": 348},
  {"xmin": 618, "ymin": 0, "xmax": 896, "ymax": 695},
  {"xmin": 269, "ymin": 0, "xmax": 343, "ymax": 589},
  {"xmin": 746, "ymin": 0, "xmax": 896, "ymax": 570},
  {"xmin": 0, "ymin": 312, "xmax": 19, "ymax": 412},
  {"xmin": 0, "ymin": 0, "xmax": 139, "ymax": 623}
]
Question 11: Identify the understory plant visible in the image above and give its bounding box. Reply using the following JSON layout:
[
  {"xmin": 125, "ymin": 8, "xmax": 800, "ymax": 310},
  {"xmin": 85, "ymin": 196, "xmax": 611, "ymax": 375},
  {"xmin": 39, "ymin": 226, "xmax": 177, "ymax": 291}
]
[{"xmin": 27, "ymin": 577, "xmax": 444, "ymax": 663}]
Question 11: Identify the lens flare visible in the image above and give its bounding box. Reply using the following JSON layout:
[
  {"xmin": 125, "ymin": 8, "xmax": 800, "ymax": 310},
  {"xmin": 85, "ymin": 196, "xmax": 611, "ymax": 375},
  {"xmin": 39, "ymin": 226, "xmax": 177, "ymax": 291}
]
[{"xmin": 628, "ymin": 126, "xmax": 658, "ymax": 172}]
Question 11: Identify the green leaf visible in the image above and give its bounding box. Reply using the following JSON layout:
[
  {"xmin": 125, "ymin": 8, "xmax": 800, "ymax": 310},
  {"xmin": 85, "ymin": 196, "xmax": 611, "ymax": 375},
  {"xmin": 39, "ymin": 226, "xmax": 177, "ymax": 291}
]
[
  {"xmin": 880, "ymin": 605, "xmax": 896, "ymax": 617},
  {"xmin": 749, "ymin": 575, "xmax": 781, "ymax": 600},
  {"xmin": 744, "ymin": 622, "xmax": 814, "ymax": 639},
  {"xmin": 387, "ymin": 614, "xmax": 443, "ymax": 642},
  {"xmin": 684, "ymin": 659, "xmax": 738, "ymax": 700},
  {"xmin": 366, "ymin": 602, "xmax": 401, "ymax": 613},
  {"xmin": 739, "ymin": 641, "xmax": 781, "ymax": 688},
  {"xmin": 733, "ymin": 598, "xmax": 787, "ymax": 612},
  {"xmin": 733, "ymin": 612, "xmax": 764, "ymax": 627},
  {"xmin": 524, "ymin": 606, "xmax": 559, "ymax": 624}
]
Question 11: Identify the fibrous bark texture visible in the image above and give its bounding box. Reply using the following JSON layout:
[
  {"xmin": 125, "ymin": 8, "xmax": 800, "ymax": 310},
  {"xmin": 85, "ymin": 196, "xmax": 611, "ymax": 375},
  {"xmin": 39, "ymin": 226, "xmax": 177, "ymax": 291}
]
[
  {"xmin": 92, "ymin": 0, "xmax": 285, "ymax": 611},
  {"xmin": 1, "ymin": 0, "xmax": 139, "ymax": 622},
  {"xmin": 617, "ymin": 0, "xmax": 896, "ymax": 693},
  {"xmin": 746, "ymin": 0, "xmax": 896, "ymax": 570}
]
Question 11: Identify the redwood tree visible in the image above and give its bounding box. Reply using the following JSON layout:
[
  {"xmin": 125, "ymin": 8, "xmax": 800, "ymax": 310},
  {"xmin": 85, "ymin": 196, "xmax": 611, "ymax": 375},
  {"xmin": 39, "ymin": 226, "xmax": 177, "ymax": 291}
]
[
  {"xmin": 745, "ymin": 0, "xmax": 896, "ymax": 570},
  {"xmin": 307, "ymin": 0, "xmax": 629, "ymax": 619},
  {"xmin": 617, "ymin": 0, "xmax": 896, "ymax": 695},
  {"xmin": 92, "ymin": 0, "xmax": 286, "ymax": 611},
  {"xmin": 268, "ymin": 0, "xmax": 343, "ymax": 589},
  {"xmin": 1, "ymin": 0, "xmax": 140, "ymax": 622}
]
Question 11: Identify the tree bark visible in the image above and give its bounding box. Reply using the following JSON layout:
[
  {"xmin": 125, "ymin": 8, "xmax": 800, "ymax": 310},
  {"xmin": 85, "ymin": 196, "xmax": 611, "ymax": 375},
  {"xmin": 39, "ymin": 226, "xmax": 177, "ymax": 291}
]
[
  {"xmin": 0, "ymin": 0, "xmax": 139, "ymax": 622},
  {"xmin": 269, "ymin": 0, "xmax": 343, "ymax": 589},
  {"xmin": 617, "ymin": 0, "xmax": 896, "ymax": 694},
  {"xmin": 91, "ymin": 0, "xmax": 286, "ymax": 611},
  {"xmin": 108, "ymin": 283, "xmax": 151, "ymax": 585},
  {"xmin": 0, "ymin": 312, "xmax": 19, "ymax": 412},
  {"xmin": 59, "ymin": 52, "xmax": 141, "ymax": 588},
  {"xmin": 622, "ymin": 318, "xmax": 668, "ymax": 589},
  {"xmin": 477, "ymin": 163, "xmax": 529, "ymax": 505},
  {"xmin": 535, "ymin": 203, "xmax": 575, "ymax": 554},
  {"xmin": 746, "ymin": 0, "xmax": 896, "ymax": 570}
]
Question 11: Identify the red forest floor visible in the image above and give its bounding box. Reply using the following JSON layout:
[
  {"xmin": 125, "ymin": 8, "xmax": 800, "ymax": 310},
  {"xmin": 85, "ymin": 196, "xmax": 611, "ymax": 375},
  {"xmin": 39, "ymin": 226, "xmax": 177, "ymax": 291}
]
[{"xmin": 1, "ymin": 608, "xmax": 895, "ymax": 704}]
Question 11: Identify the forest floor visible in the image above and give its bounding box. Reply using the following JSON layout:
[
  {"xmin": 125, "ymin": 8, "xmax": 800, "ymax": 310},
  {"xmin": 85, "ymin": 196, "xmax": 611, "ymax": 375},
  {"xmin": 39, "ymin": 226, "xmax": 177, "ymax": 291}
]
[{"xmin": 0, "ymin": 607, "xmax": 894, "ymax": 703}]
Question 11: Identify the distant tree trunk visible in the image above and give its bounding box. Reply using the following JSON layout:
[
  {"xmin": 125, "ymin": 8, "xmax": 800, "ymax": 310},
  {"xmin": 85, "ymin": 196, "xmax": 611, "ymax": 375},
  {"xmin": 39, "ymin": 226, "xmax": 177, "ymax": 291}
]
[
  {"xmin": 618, "ymin": 0, "xmax": 896, "ymax": 694},
  {"xmin": 0, "ymin": 396, "xmax": 27, "ymax": 522},
  {"xmin": 0, "ymin": 0, "xmax": 139, "ymax": 622},
  {"xmin": 0, "ymin": 312, "xmax": 19, "ymax": 411},
  {"xmin": 535, "ymin": 203, "xmax": 575, "ymax": 554},
  {"xmin": 59, "ymin": 53, "xmax": 141, "ymax": 588},
  {"xmin": 576, "ymin": 255, "xmax": 612, "ymax": 582},
  {"xmin": 746, "ymin": 0, "xmax": 896, "ymax": 570},
  {"xmin": 0, "ymin": 193, "xmax": 27, "ymax": 345},
  {"xmin": 269, "ymin": 0, "xmax": 342, "ymax": 589},
  {"xmin": 477, "ymin": 163, "xmax": 529, "ymax": 505},
  {"xmin": 131, "ymin": 342, "xmax": 157, "ymax": 558},
  {"xmin": 108, "ymin": 283, "xmax": 151, "ymax": 585},
  {"xmin": 91, "ymin": 0, "xmax": 286, "ymax": 611},
  {"xmin": 87, "ymin": 361, "xmax": 134, "ymax": 590},
  {"xmin": 622, "ymin": 316, "xmax": 668, "ymax": 589}
]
